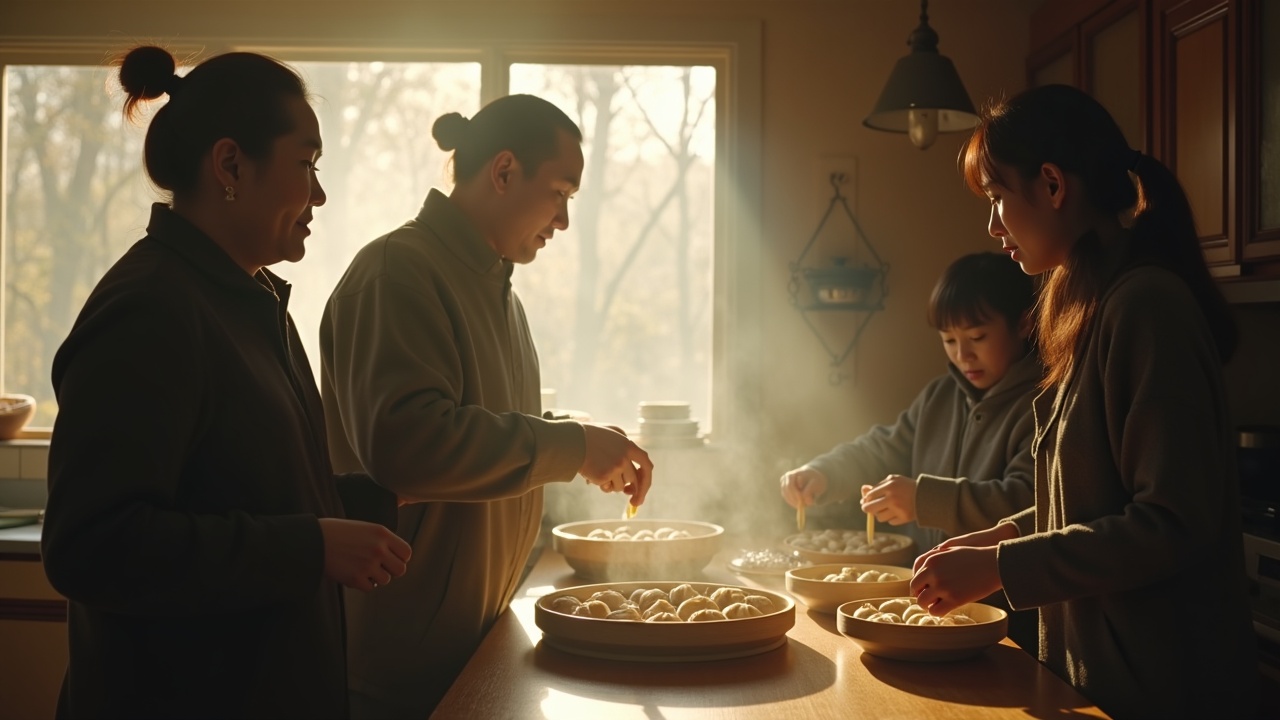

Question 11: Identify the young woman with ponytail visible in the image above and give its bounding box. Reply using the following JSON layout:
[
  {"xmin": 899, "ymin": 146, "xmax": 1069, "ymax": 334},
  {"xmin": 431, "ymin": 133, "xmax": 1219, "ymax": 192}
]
[{"xmin": 909, "ymin": 84, "xmax": 1257, "ymax": 720}]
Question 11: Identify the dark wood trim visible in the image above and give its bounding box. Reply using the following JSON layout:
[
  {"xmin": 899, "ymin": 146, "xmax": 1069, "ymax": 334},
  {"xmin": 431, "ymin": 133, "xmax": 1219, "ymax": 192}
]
[
  {"xmin": 0, "ymin": 597, "xmax": 66, "ymax": 622},
  {"xmin": 0, "ymin": 552, "xmax": 42, "ymax": 562}
]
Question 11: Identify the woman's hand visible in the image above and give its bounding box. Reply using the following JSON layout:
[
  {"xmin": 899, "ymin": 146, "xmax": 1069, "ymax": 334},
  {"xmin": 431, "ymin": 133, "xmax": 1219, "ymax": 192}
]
[
  {"xmin": 909, "ymin": 522, "xmax": 1019, "ymax": 616},
  {"xmin": 318, "ymin": 517, "xmax": 412, "ymax": 592},
  {"xmin": 859, "ymin": 474, "xmax": 918, "ymax": 525},
  {"xmin": 780, "ymin": 466, "xmax": 828, "ymax": 510}
]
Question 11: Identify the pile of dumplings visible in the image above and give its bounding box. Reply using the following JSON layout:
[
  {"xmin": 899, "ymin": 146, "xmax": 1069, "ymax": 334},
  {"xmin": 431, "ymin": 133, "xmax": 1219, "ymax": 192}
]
[
  {"xmin": 583, "ymin": 525, "xmax": 694, "ymax": 541},
  {"xmin": 849, "ymin": 597, "xmax": 976, "ymax": 626},
  {"xmin": 547, "ymin": 583, "xmax": 776, "ymax": 622},
  {"xmin": 789, "ymin": 529, "xmax": 908, "ymax": 555},
  {"xmin": 823, "ymin": 566, "xmax": 902, "ymax": 583}
]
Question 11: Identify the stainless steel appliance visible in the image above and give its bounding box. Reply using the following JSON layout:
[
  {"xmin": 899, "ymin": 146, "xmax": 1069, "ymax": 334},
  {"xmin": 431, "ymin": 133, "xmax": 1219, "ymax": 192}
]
[{"xmin": 1240, "ymin": 426, "xmax": 1280, "ymax": 712}]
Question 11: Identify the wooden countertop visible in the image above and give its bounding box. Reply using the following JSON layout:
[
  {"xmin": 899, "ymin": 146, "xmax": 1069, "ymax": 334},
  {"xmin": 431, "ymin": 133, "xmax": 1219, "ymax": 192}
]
[{"xmin": 431, "ymin": 546, "xmax": 1111, "ymax": 719}]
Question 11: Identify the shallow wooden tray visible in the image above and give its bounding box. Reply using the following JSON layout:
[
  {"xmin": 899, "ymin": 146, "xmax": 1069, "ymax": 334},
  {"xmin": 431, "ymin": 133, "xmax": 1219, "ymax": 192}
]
[
  {"xmin": 784, "ymin": 563, "xmax": 912, "ymax": 614},
  {"xmin": 534, "ymin": 580, "xmax": 795, "ymax": 662}
]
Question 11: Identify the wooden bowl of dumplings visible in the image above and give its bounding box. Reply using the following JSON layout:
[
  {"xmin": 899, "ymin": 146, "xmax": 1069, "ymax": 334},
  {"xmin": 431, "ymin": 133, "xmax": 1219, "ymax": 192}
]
[
  {"xmin": 784, "ymin": 563, "xmax": 913, "ymax": 614},
  {"xmin": 836, "ymin": 596, "xmax": 1008, "ymax": 662},
  {"xmin": 535, "ymin": 580, "xmax": 795, "ymax": 662},
  {"xmin": 552, "ymin": 519, "xmax": 723, "ymax": 581}
]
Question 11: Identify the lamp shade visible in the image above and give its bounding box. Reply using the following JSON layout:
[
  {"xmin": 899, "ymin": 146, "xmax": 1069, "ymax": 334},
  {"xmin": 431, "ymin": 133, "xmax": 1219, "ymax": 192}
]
[{"xmin": 863, "ymin": 2, "xmax": 979, "ymax": 148}]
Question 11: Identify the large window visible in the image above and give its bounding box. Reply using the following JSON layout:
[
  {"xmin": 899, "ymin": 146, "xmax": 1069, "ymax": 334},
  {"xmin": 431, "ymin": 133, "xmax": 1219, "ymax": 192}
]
[{"xmin": 2, "ymin": 53, "xmax": 717, "ymax": 431}]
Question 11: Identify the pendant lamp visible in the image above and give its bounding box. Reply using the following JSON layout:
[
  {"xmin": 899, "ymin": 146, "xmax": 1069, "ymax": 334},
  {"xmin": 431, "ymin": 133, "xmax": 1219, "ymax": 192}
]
[{"xmin": 863, "ymin": 0, "xmax": 979, "ymax": 150}]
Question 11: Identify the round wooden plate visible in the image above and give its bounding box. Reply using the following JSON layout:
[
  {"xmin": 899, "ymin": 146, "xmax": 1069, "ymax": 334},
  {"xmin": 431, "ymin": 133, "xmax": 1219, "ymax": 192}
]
[{"xmin": 535, "ymin": 580, "xmax": 795, "ymax": 662}]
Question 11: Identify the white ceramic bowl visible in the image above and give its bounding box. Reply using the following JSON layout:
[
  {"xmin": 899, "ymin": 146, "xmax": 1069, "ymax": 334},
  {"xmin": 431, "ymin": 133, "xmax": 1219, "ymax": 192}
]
[
  {"xmin": 535, "ymin": 580, "xmax": 795, "ymax": 662},
  {"xmin": 782, "ymin": 529, "xmax": 916, "ymax": 566},
  {"xmin": 836, "ymin": 596, "xmax": 1009, "ymax": 662},
  {"xmin": 784, "ymin": 563, "xmax": 912, "ymax": 614},
  {"xmin": 552, "ymin": 519, "xmax": 723, "ymax": 581}
]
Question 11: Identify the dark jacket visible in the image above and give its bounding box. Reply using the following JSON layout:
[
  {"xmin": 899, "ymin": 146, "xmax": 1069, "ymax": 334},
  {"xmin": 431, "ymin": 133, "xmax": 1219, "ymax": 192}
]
[
  {"xmin": 1000, "ymin": 265, "xmax": 1257, "ymax": 720},
  {"xmin": 43, "ymin": 204, "xmax": 393, "ymax": 719}
]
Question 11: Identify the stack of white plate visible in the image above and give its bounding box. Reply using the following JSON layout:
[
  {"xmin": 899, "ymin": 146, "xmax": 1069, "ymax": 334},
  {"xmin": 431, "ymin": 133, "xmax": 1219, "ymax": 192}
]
[{"xmin": 636, "ymin": 401, "xmax": 705, "ymax": 449}]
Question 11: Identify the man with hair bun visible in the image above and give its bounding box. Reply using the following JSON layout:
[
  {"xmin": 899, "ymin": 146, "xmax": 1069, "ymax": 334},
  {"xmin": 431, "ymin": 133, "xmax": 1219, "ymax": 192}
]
[
  {"xmin": 321, "ymin": 93, "xmax": 653, "ymax": 717},
  {"xmin": 43, "ymin": 45, "xmax": 411, "ymax": 719}
]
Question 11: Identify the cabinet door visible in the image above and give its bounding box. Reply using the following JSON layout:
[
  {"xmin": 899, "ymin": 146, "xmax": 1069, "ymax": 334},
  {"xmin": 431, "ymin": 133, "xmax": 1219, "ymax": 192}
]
[
  {"xmin": 1243, "ymin": 0, "xmax": 1280, "ymax": 261},
  {"xmin": 1152, "ymin": 0, "xmax": 1238, "ymax": 271},
  {"xmin": 1029, "ymin": 35, "xmax": 1078, "ymax": 88},
  {"xmin": 1084, "ymin": 2, "xmax": 1146, "ymax": 152}
]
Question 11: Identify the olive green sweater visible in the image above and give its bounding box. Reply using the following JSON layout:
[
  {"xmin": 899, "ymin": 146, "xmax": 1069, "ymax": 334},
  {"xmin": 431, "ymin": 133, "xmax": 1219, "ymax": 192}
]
[{"xmin": 320, "ymin": 190, "xmax": 586, "ymax": 716}]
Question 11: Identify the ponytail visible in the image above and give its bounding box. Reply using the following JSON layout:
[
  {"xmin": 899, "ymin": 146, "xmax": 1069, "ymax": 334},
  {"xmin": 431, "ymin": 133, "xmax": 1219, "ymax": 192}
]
[{"xmin": 1129, "ymin": 154, "xmax": 1237, "ymax": 362}]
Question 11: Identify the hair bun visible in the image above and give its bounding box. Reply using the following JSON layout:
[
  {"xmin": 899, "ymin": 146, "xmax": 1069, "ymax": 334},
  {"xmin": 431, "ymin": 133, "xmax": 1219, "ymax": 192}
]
[
  {"xmin": 118, "ymin": 45, "xmax": 178, "ymax": 102},
  {"xmin": 432, "ymin": 112, "xmax": 470, "ymax": 151}
]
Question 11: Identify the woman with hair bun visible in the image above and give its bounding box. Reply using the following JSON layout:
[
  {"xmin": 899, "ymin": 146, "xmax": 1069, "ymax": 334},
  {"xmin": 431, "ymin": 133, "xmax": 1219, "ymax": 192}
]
[
  {"xmin": 42, "ymin": 45, "xmax": 412, "ymax": 719},
  {"xmin": 909, "ymin": 84, "xmax": 1257, "ymax": 720}
]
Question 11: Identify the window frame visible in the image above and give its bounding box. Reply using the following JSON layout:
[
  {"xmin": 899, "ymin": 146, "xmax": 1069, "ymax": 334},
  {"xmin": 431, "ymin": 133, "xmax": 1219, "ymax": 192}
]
[{"xmin": 0, "ymin": 16, "xmax": 763, "ymax": 444}]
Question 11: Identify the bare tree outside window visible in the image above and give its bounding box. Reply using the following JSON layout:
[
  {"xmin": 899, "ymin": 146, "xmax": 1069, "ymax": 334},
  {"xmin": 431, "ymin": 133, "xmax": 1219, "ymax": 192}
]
[
  {"xmin": 277, "ymin": 61, "xmax": 482, "ymax": 375},
  {"xmin": 1, "ymin": 59, "xmax": 714, "ymax": 435},
  {"xmin": 509, "ymin": 64, "xmax": 716, "ymax": 430},
  {"xmin": 3, "ymin": 66, "xmax": 155, "ymax": 426}
]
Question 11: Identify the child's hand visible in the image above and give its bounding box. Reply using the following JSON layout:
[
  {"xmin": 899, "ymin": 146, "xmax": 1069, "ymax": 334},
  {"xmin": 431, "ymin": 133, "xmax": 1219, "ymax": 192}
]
[{"xmin": 859, "ymin": 474, "xmax": 918, "ymax": 525}]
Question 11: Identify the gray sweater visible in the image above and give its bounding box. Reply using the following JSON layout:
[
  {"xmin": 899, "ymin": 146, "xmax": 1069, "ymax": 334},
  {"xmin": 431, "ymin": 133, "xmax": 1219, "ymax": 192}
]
[{"xmin": 807, "ymin": 350, "xmax": 1041, "ymax": 552}]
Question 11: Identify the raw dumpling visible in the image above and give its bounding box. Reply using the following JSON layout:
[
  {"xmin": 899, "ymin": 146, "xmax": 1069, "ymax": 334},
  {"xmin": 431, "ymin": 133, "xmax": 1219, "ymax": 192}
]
[
  {"xmin": 676, "ymin": 596, "xmax": 719, "ymax": 621},
  {"xmin": 572, "ymin": 600, "xmax": 610, "ymax": 619},
  {"xmin": 723, "ymin": 602, "xmax": 763, "ymax": 619},
  {"xmin": 743, "ymin": 595, "xmax": 775, "ymax": 614},
  {"xmin": 909, "ymin": 614, "xmax": 942, "ymax": 626},
  {"xmin": 710, "ymin": 587, "xmax": 747, "ymax": 609},
  {"xmin": 851, "ymin": 602, "xmax": 878, "ymax": 620},
  {"xmin": 688, "ymin": 608, "xmax": 728, "ymax": 622},
  {"xmin": 869, "ymin": 612, "xmax": 903, "ymax": 623},
  {"xmin": 645, "ymin": 612, "xmax": 682, "ymax": 623},
  {"xmin": 628, "ymin": 587, "xmax": 649, "ymax": 605},
  {"xmin": 943, "ymin": 614, "xmax": 976, "ymax": 625},
  {"xmin": 642, "ymin": 599, "xmax": 678, "ymax": 619},
  {"xmin": 550, "ymin": 596, "xmax": 581, "ymax": 615},
  {"xmin": 877, "ymin": 598, "xmax": 912, "ymax": 616},
  {"xmin": 902, "ymin": 604, "xmax": 927, "ymax": 622},
  {"xmin": 588, "ymin": 590, "xmax": 628, "ymax": 611},
  {"xmin": 637, "ymin": 588, "xmax": 669, "ymax": 611},
  {"xmin": 668, "ymin": 583, "xmax": 701, "ymax": 607},
  {"xmin": 607, "ymin": 607, "xmax": 643, "ymax": 621}
]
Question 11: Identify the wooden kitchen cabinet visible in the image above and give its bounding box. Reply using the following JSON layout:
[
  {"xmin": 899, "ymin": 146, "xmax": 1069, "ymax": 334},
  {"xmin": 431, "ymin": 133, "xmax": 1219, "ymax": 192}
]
[
  {"xmin": 1029, "ymin": 0, "xmax": 1280, "ymax": 287},
  {"xmin": 1152, "ymin": 0, "xmax": 1237, "ymax": 270},
  {"xmin": 0, "ymin": 557, "xmax": 67, "ymax": 720},
  {"xmin": 1241, "ymin": 0, "xmax": 1280, "ymax": 264}
]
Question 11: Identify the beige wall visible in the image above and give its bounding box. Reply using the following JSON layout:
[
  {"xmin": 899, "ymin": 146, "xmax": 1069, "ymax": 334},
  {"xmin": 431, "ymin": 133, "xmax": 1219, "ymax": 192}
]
[{"xmin": 0, "ymin": 0, "xmax": 1032, "ymax": 476}]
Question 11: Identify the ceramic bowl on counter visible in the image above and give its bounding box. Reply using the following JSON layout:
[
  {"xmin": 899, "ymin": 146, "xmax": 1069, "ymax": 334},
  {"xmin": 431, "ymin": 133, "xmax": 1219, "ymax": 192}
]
[
  {"xmin": 534, "ymin": 580, "xmax": 795, "ymax": 662},
  {"xmin": 836, "ymin": 596, "xmax": 1008, "ymax": 662},
  {"xmin": 552, "ymin": 519, "xmax": 723, "ymax": 581},
  {"xmin": 782, "ymin": 528, "xmax": 916, "ymax": 567},
  {"xmin": 784, "ymin": 563, "xmax": 912, "ymax": 614}
]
